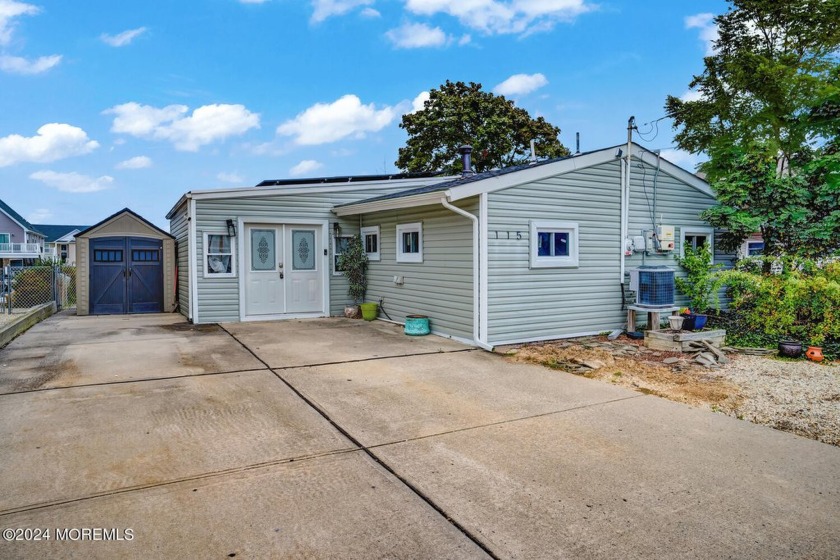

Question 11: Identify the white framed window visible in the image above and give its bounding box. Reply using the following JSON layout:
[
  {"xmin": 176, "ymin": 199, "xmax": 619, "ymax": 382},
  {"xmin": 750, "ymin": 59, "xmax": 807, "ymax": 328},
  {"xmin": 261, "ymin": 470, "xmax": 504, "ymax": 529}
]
[
  {"xmin": 680, "ymin": 227, "xmax": 714, "ymax": 261},
  {"xmin": 530, "ymin": 221, "xmax": 579, "ymax": 268},
  {"xmin": 361, "ymin": 226, "xmax": 380, "ymax": 261},
  {"xmin": 203, "ymin": 232, "xmax": 235, "ymax": 278},
  {"xmin": 396, "ymin": 222, "xmax": 423, "ymax": 263},
  {"xmin": 333, "ymin": 235, "xmax": 352, "ymax": 275},
  {"xmin": 745, "ymin": 240, "xmax": 764, "ymax": 256}
]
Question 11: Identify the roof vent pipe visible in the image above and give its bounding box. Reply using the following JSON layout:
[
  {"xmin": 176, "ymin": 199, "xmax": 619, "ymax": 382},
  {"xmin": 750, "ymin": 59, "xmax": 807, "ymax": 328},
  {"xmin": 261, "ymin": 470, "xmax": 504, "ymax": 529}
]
[
  {"xmin": 459, "ymin": 145, "xmax": 474, "ymax": 176},
  {"xmin": 529, "ymin": 139, "xmax": 537, "ymax": 164},
  {"xmin": 575, "ymin": 132, "xmax": 580, "ymax": 154}
]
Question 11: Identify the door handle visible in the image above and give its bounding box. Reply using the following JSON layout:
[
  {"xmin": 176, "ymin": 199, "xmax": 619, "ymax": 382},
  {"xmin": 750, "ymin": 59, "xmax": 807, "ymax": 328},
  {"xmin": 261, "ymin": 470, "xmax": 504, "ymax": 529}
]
[{"xmin": 279, "ymin": 271, "xmax": 284, "ymax": 279}]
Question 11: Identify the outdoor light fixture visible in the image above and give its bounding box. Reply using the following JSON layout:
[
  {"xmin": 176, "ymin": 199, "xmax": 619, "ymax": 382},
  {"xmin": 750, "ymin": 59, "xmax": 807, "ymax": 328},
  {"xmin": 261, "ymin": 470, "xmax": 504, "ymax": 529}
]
[
  {"xmin": 333, "ymin": 222, "xmax": 341, "ymax": 237},
  {"xmin": 226, "ymin": 219, "xmax": 237, "ymax": 237}
]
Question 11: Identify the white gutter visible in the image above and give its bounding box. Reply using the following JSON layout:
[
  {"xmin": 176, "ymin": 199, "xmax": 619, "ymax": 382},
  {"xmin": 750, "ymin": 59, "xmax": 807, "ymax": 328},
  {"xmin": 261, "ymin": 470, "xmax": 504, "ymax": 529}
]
[
  {"xmin": 440, "ymin": 197, "xmax": 493, "ymax": 351},
  {"xmin": 188, "ymin": 197, "xmax": 198, "ymax": 324}
]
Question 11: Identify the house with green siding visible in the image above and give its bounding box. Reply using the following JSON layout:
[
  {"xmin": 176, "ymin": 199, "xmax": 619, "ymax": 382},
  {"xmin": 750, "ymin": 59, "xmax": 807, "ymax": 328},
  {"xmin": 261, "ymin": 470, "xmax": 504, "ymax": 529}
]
[{"xmin": 167, "ymin": 142, "xmax": 723, "ymax": 348}]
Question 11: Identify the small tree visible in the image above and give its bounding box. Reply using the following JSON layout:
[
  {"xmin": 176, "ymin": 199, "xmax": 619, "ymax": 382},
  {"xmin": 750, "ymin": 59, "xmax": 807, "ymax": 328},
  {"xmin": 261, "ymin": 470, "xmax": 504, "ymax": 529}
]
[
  {"xmin": 337, "ymin": 235, "xmax": 368, "ymax": 304},
  {"xmin": 675, "ymin": 244, "xmax": 722, "ymax": 313}
]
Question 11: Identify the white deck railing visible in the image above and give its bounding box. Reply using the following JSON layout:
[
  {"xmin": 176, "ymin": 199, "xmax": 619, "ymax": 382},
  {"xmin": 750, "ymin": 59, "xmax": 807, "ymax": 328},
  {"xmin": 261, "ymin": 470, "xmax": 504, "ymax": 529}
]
[{"xmin": 0, "ymin": 243, "xmax": 43, "ymax": 254}]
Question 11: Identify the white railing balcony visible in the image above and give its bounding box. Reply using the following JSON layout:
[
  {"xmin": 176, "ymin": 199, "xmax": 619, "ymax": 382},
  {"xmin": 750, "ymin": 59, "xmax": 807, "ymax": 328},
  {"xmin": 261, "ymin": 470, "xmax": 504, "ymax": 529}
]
[{"xmin": 0, "ymin": 243, "xmax": 43, "ymax": 255}]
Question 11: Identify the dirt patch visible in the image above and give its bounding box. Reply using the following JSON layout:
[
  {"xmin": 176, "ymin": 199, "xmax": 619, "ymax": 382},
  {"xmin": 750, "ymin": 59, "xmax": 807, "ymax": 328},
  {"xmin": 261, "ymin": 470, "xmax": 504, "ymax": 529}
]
[
  {"xmin": 505, "ymin": 337, "xmax": 742, "ymax": 410},
  {"xmin": 159, "ymin": 323, "xmax": 221, "ymax": 334}
]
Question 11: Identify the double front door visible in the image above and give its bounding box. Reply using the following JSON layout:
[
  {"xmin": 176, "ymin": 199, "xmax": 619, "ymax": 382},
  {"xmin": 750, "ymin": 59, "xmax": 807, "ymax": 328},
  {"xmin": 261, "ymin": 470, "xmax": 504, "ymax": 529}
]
[{"xmin": 244, "ymin": 224, "xmax": 322, "ymax": 317}]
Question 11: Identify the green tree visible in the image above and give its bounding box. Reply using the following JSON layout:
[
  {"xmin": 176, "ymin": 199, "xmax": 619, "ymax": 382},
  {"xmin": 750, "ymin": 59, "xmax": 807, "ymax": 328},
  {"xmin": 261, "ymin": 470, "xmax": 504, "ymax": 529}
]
[
  {"xmin": 665, "ymin": 0, "xmax": 840, "ymax": 256},
  {"xmin": 396, "ymin": 80, "xmax": 569, "ymax": 174}
]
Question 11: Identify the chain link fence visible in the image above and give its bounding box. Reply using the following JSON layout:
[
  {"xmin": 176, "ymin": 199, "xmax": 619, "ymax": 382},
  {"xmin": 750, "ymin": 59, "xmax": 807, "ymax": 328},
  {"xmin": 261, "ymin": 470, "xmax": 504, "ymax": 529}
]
[{"xmin": 1, "ymin": 264, "xmax": 76, "ymax": 318}]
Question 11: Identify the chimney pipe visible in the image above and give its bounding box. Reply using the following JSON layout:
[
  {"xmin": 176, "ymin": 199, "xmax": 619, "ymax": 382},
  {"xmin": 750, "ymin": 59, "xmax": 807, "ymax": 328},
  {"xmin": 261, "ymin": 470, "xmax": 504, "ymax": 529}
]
[
  {"xmin": 575, "ymin": 132, "xmax": 580, "ymax": 154},
  {"xmin": 459, "ymin": 145, "xmax": 474, "ymax": 176}
]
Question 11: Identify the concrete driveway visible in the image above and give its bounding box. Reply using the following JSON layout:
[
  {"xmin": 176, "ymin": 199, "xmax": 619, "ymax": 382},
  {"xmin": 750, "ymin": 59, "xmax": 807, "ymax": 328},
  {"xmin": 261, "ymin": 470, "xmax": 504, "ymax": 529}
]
[{"xmin": 1, "ymin": 313, "xmax": 838, "ymax": 559}]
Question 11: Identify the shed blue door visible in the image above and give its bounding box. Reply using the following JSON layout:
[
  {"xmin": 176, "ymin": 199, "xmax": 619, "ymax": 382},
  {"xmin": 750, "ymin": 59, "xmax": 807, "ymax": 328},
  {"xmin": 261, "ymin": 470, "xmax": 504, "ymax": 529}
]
[{"xmin": 90, "ymin": 237, "xmax": 163, "ymax": 315}]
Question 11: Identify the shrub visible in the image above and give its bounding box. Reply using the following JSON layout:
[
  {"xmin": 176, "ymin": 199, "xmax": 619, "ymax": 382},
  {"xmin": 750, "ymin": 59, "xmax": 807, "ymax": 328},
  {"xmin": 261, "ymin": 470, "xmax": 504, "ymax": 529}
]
[
  {"xmin": 675, "ymin": 244, "xmax": 722, "ymax": 313},
  {"xmin": 716, "ymin": 257, "xmax": 840, "ymax": 357},
  {"xmin": 11, "ymin": 266, "xmax": 54, "ymax": 307},
  {"xmin": 336, "ymin": 235, "xmax": 368, "ymax": 304}
]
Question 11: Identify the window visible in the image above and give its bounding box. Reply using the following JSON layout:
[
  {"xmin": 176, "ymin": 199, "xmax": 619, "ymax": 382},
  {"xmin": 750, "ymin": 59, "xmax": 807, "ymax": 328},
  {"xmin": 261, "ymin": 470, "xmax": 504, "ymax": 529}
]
[
  {"xmin": 530, "ymin": 221, "xmax": 579, "ymax": 268},
  {"xmin": 680, "ymin": 227, "xmax": 714, "ymax": 261},
  {"xmin": 361, "ymin": 226, "xmax": 380, "ymax": 261},
  {"xmin": 204, "ymin": 233, "xmax": 235, "ymax": 277},
  {"xmin": 132, "ymin": 249, "xmax": 160, "ymax": 262},
  {"xmin": 333, "ymin": 235, "xmax": 352, "ymax": 274},
  {"xmin": 0, "ymin": 233, "xmax": 9, "ymax": 245},
  {"xmin": 746, "ymin": 240, "xmax": 764, "ymax": 256},
  {"xmin": 94, "ymin": 249, "xmax": 123, "ymax": 263},
  {"xmin": 396, "ymin": 223, "xmax": 423, "ymax": 263}
]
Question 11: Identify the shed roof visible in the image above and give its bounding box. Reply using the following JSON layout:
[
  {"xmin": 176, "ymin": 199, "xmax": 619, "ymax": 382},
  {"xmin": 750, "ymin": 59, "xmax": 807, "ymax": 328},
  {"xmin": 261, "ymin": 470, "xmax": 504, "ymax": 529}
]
[{"xmin": 78, "ymin": 208, "xmax": 174, "ymax": 239}]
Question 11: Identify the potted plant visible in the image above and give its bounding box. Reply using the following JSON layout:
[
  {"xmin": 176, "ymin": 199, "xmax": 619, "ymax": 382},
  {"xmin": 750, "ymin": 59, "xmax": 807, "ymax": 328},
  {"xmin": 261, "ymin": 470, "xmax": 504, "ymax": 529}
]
[
  {"xmin": 675, "ymin": 244, "xmax": 720, "ymax": 331},
  {"xmin": 778, "ymin": 340, "xmax": 803, "ymax": 358},
  {"xmin": 337, "ymin": 235, "xmax": 368, "ymax": 319}
]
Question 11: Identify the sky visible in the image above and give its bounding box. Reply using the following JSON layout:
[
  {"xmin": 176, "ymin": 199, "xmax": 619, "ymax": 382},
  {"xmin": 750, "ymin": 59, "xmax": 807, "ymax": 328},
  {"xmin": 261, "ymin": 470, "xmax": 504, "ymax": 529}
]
[{"xmin": 0, "ymin": 0, "xmax": 729, "ymax": 229}]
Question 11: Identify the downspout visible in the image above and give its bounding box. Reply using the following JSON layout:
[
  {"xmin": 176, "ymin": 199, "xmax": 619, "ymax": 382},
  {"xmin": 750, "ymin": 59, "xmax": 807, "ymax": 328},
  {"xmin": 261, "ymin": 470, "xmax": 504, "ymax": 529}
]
[
  {"xmin": 440, "ymin": 197, "xmax": 492, "ymax": 351},
  {"xmin": 188, "ymin": 197, "xmax": 198, "ymax": 324},
  {"xmin": 620, "ymin": 158, "xmax": 627, "ymax": 281}
]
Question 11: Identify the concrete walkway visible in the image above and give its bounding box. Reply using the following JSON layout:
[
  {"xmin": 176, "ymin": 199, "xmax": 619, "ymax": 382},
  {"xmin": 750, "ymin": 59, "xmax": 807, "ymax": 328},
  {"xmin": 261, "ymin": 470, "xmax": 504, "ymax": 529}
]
[{"xmin": 1, "ymin": 313, "xmax": 838, "ymax": 559}]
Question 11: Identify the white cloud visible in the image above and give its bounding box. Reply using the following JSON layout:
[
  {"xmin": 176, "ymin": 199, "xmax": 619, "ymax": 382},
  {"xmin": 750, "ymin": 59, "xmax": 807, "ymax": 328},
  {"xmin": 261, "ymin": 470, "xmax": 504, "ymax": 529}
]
[
  {"xmin": 685, "ymin": 12, "xmax": 718, "ymax": 56},
  {"xmin": 0, "ymin": 53, "xmax": 61, "ymax": 74},
  {"xmin": 0, "ymin": 0, "xmax": 39, "ymax": 46},
  {"xmin": 105, "ymin": 102, "xmax": 260, "ymax": 151},
  {"xmin": 30, "ymin": 170, "xmax": 114, "ymax": 193},
  {"xmin": 217, "ymin": 171, "xmax": 243, "ymax": 183},
  {"xmin": 404, "ymin": 0, "xmax": 592, "ymax": 35},
  {"xmin": 386, "ymin": 22, "xmax": 448, "ymax": 48},
  {"xmin": 680, "ymin": 89, "xmax": 704, "ymax": 102},
  {"xmin": 0, "ymin": 123, "xmax": 99, "ymax": 167},
  {"xmin": 115, "ymin": 155, "xmax": 152, "ymax": 169},
  {"xmin": 27, "ymin": 208, "xmax": 51, "ymax": 222},
  {"xmin": 277, "ymin": 94, "xmax": 397, "ymax": 145},
  {"xmin": 458, "ymin": 34, "xmax": 471, "ymax": 45},
  {"xmin": 290, "ymin": 159, "xmax": 324, "ymax": 176},
  {"xmin": 493, "ymin": 72, "xmax": 548, "ymax": 96},
  {"xmin": 100, "ymin": 27, "xmax": 147, "ymax": 47},
  {"xmin": 660, "ymin": 149, "xmax": 703, "ymax": 172},
  {"xmin": 311, "ymin": 0, "xmax": 374, "ymax": 23},
  {"xmin": 360, "ymin": 7, "xmax": 380, "ymax": 17},
  {"xmin": 410, "ymin": 91, "xmax": 429, "ymax": 113}
]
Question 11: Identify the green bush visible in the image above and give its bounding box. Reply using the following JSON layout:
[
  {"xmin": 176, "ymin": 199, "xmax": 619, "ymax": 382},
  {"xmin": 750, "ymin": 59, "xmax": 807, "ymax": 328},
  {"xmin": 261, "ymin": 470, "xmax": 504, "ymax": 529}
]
[
  {"xmin": 716, "ymin": 258, "xmax": 840, "ymax": 357},
  {"xmin": 336, "ymin": 235, "xmax": 368, "ymax": 304},
  {"xmin": 675, "ymin": 244, "xmax": 722, "ymax": 313},
  {"xmin": 11, "ymin": 266, "xmax": 54, "ymax": 307}
]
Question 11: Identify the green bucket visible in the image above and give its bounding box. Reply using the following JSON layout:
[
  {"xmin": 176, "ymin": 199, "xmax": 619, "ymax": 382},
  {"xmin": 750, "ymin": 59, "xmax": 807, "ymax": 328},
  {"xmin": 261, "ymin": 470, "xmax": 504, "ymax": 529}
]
[
  {"xmin": 360, "ymin": 302, "xmax": 378, "ymax": 321},
  {"xmin": 404, "ymin": 315, "xmax": 430, "ymax": 336}
]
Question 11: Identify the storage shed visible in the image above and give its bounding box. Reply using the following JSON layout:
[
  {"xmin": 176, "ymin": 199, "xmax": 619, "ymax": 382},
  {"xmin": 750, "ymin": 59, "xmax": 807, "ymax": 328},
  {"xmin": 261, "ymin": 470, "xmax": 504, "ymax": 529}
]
[{"xmin": 76, "ymin": 208, "xmax": 176, "ymax": 316}]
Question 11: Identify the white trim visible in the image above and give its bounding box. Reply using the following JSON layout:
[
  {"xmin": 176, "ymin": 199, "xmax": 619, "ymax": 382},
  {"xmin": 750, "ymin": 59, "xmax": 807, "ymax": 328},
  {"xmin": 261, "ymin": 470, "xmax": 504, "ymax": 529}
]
[
  {"xmin": 332, "ymin": 234, "xmax": 353, "ymax": 276},
  {"xmin": 202, "ymin": 231, "xmax": 236, "ymax": 278},
  {"xmin": 188, "ymin": 199, "xmax": 198, "ymax": 323},
  {"xmin": 440, "ymin": 199, "xmax": 479, "ymax": 346},
  {"xmin": 360, "ymin": 225, "xmax": 380, "ymax": 261},
  {"xmin": 530, "ymin": 221, "xmax": 579, "ymax": 268},
  {"xmin": 479, "ymin": 193, "xmax": 489, "ymax": 348},
  {"xmin": 334, "ymin": 192, "xmax": 445, "ymax": 217},
  {"xmin": 489, "ymin": 330, "xmax": 605, "ymax": 347},
  {"xmin": 237, "ymin": 218, "xmax": 330, "ymax": 323},
  {"xmin": 396, "ymin": 222, "xmax": 423, "ymax": 263},
  {"xmin": 679, "ymin": 226, "xmax": 715, "ymax": 260}
]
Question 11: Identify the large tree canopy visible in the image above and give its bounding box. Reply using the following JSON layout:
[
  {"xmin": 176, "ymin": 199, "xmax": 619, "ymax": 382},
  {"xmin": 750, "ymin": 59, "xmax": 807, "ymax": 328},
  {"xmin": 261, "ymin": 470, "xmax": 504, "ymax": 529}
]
[
  {"xmin": 665, "ymin": 0, "xmax": 840, "ymax": 256},
  {"xmin": 396, "ymin": 80, "xmax": 569, "ymax": 174}
]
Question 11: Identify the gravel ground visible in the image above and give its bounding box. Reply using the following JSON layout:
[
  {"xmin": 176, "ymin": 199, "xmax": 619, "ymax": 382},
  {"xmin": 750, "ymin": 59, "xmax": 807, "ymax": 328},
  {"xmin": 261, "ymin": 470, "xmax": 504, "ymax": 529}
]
[{"xmin": 717, "ymin": 355, "xmax": 840, "ymax": 446}]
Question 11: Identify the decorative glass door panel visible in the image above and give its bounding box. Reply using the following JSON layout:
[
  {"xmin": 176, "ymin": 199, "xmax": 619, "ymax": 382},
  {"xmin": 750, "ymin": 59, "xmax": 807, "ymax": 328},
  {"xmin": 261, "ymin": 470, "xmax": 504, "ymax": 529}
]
[
  {"xmin": 286, "ymin": 227, "xmax": 322, "ymax": 313},
  {"xmin": 245, "ymin": 226, "xmax": 284, "ymax": 316}
]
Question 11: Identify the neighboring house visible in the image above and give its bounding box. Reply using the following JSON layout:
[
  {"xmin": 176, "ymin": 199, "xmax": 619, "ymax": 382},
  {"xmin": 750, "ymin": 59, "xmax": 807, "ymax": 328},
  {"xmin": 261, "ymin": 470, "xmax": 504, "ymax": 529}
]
[
  {"xmin": 33, "ymin": 224, "xmax": 89, "ymax": 265},
  {"xmin": 168, "ymin": 143, "xmax": 725, "ymax": 348},
  {"xmin": 0, "ymin": 198, "xmax": 45, "ymax": 267}
]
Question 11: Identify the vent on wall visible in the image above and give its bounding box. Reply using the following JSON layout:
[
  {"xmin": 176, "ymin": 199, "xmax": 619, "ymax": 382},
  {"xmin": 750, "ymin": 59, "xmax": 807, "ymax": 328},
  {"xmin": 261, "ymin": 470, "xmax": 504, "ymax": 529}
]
[{"xmin": 629, "ymin": 266, "xmax": 675, "ymax": 308}]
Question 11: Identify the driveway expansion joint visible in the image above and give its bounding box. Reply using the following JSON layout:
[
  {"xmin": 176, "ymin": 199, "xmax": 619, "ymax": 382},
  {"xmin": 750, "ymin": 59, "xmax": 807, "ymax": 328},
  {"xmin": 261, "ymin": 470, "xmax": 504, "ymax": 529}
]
[{"xmin": 218, "ymin": 324, "xmax": 501, "ymax": 560}]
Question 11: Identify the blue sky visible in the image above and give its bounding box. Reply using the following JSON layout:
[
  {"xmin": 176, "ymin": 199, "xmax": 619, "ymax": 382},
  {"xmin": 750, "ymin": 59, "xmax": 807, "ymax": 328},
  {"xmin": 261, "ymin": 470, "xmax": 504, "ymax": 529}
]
[{"xmin": 0, "ymin": 0, "xmax": 728, "ymax": 228}]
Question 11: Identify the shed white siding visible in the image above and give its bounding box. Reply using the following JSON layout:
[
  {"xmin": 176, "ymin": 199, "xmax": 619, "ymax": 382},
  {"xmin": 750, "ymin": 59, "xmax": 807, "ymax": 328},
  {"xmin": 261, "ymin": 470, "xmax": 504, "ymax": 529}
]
[{"xmin": 169, "ymin": 204, "xmax": 190, "ymax": 319}]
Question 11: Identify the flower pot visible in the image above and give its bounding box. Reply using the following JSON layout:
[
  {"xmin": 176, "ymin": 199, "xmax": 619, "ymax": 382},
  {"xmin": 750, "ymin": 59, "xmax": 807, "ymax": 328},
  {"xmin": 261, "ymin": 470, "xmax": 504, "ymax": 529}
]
[
  {"xmin": 693, "ymin": 314, "xmax": 708, "ymax": 330},
  {"xmin": 344, "ymin": 305, "xmax": 360, "ymax": 319},
  {"xmin": 668, "ymin": 316, "xmax": 685, "ymax": 331},
  {"xmin": 404, "ymin": 315, "xmax": 430, "ymax": 336},
  {"xmin": 778, "ymin": 340, "xmax": 802, "ymax": 358},
  {"xmin": 359, "ymin": 302, "xmax": 378, "ymax": 321},
  {"xmin": 681, "ymin": 314, "xmax": 696, "ymax": 331},
  {"xmin": 805, "ymin": 346, "xmax": 825, "ymax": 363}
]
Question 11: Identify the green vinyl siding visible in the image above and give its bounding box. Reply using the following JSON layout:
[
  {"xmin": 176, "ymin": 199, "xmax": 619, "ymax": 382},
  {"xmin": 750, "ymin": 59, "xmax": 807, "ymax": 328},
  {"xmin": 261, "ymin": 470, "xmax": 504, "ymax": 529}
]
[
  {"xmin": 486, "ymin": 159, "xmax": 718, "ymax": 345},
  {"xmin": 361, "ymin": 198, "xmax": 477, "ymax": 342},
  {"xmin": 169, "ymin": 204, "xmax": 190, "ymax": 319},
  {"xmin": 192, "ymin": 182, "xmax": 429, "ymax": 323}
]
